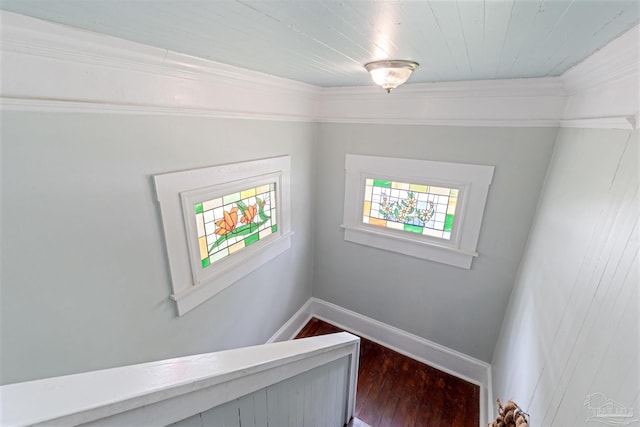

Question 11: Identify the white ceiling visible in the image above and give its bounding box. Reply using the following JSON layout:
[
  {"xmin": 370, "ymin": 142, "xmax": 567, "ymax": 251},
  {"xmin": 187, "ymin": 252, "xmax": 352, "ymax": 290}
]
[{"xmin": 1, "ymin": 0, "xmax": 638, "ymax": 88}]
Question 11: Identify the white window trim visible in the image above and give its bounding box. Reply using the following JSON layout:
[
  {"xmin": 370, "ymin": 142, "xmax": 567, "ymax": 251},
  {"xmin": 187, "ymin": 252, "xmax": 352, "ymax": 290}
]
[
  {"xmin": 154, "ymin": 156, "xmax": 292, "ymax": 316},
  {"xmin": 342, "ymin": 154, "xmax": 494, "ymax": 269}
]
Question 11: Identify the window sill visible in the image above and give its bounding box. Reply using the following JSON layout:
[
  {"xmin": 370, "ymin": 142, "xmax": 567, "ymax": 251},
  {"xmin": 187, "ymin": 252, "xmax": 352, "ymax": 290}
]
[
  {"xmin": 170, "ymin": 232, "xmax": 294, "ymax": 315},
  {"xmin": 341, "ymin": 224, "xmax": 477, "ymax": 269}
]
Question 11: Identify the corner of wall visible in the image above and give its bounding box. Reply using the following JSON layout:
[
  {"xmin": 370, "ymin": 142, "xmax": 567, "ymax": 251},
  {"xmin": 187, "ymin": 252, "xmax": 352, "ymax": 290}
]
[
  {"xmin": 490, "ymin": 23, "xmax": 640, "ymax": 420},
  {"xmin": 560, "ymin": 24, "xmax": 639, "ymax": 129}
]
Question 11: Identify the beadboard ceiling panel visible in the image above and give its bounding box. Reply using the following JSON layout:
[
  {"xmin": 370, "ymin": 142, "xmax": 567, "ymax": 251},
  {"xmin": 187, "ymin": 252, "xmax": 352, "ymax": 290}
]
[{"xmin": 0, "ymin": 0, "xmax": 638, "ymax": 87}]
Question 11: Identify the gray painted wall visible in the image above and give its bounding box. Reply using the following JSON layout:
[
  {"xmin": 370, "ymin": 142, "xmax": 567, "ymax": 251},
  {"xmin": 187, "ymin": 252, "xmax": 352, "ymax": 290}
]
[
  {"xmin": 313, "ymin": 124, "xmax": 557, "ymax": 362},
  {"xmin": 0, "ymin": 112, "xmax": 316, "ymax": 385},
  {"xmin": 491, "ymin": 129, "xmax": 639, "ymax": 425}
]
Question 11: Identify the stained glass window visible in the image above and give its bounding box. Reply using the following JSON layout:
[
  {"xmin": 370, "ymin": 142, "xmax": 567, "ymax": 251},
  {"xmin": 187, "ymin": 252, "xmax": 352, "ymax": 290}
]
[
  {"xmin": 362, "ymin": 178, "xmax": 458, "ymax": 240},
  {"xmin": 194, "ymin": 183, "xmax": 277, "ymax": 269}
]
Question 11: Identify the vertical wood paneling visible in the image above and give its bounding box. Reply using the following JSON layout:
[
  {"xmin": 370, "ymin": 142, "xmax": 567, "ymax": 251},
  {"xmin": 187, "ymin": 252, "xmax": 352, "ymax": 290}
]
[
  {"xmin": 287, "ymin": 370, "xmax": 305, "ymax": 426},
  {"xmin": 170, "ymin": 413, "xmax": 202, "ymax": 427},
  {"xmin": 315, "ymin": 363, "xmax": 330, "ymax": 426},
  {"xmin": 541, "ymin": 135, "xmax": 639, "ymax": 426},
  {"xmin": 535, "ymin": 132, "xmax": 638, "ymax": 424},
  {"xmin": 491, "ymin": 128, "xmax": 639, "ymax": 426},
  {"xmin": 266, "ymin": 377, "xmax": 284, "ymax": 426},
  {"xmin": 237, "ymin": 394, "xmax": 254, "ymax": 427},
  {"xmin": 172, "ymin": 356, "xmax": 350, "ymax": 427},
  {"xmin": 199, "ymin": 398, "xmax": 240, "ymax": 427},
  {"xmin": 238, "ymin": 390, "xmax": 267, "ymax": 427},
  {"xmin": 332, "ymin": 356, "xmax": 349, "ymax": 427},
  {"xmin": 302, "ymin": 364, "xmax": 315, "ymax": 426}
]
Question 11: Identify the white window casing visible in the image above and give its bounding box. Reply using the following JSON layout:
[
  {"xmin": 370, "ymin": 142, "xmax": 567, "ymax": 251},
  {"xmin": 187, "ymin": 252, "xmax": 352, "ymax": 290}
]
[
  {"xmin": 154, "ymin": 156, "xmax": 292, "ymax": 316},
  {"xmin": 342, "ymin": 154, "xmax": 494, "ymax": 269}
]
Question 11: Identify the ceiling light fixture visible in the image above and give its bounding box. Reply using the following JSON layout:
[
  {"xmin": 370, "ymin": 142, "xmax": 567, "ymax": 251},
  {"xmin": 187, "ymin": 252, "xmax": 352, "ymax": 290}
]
[{"xmin": 364, "ymin": 60, "xmax": 419, "ymax": 93}]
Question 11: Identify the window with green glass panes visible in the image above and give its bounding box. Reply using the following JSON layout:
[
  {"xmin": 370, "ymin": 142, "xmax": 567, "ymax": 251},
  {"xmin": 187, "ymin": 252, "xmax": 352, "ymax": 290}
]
[
  {"xmin": 194, "ymin": 183, "xmax": 277, "ymax": 269},
  {"xmin": 362, "ymin": 178, "xmax": 458, "ymax": 240}
]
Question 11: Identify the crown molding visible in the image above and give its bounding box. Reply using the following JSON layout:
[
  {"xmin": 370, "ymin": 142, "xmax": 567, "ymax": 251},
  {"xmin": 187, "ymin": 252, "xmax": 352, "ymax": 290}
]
[
  {"xmin": 317, "ymin": 78, "xmax": 567, "ymax": 127},
  {"xmin": 0, "ymin": 11, "xmax": 320, "ymax": 122},
  {"xmin": 560, "ymin": 116, "xmax": 636, "ymax": 130},
  {"xmin": 1, "ymin": 11, "xmax": 638, "ymax": 129},
  {"xmin": 322, "ymin": 77, "xmax": 567, "ymax": 98},
  {"xmin": 317, "ymin": 117, "xmax": 562, "ymax": 128},
  {"xmin": 0, "ymin": 97, "xmax": 314, "ymax": 122},
  {"xmin": 0, "ymin": 12, "xmax": 318, "ymax": 94}
]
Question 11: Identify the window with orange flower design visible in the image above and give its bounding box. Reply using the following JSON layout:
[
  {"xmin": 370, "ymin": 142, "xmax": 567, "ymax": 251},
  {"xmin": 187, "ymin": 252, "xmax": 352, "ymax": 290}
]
[
  {"xmin": 154, "ymin": 156, "xmax": 291, "ymax": 316},
  {"xmin": 194, "ymin": 183, "xmax": 278, "ymax": 269}
]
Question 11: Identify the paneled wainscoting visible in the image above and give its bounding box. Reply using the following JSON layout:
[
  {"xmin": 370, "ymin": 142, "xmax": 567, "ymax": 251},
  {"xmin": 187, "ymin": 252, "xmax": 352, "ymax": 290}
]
[
  {"xmin": 1, "ymin": 332, "xmax": 360, "ymax": 426},
  {"xmin": 171, "ymin": 356, "xmax": 351, "ymax": 427},
  {"xmin": 296, "ymin": 318, "xmax": 480, "ymax": 427}
]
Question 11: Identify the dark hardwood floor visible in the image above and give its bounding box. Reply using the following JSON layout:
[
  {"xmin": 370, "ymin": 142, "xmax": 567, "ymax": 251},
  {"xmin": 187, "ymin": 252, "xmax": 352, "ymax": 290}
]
[{"xmin": 295, "ymin": 318, "xmax": 480, "ymax": 427}]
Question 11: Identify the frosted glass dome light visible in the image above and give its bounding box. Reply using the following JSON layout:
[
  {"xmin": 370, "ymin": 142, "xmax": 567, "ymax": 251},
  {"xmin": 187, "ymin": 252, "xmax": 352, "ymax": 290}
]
[{"xmin": 364, "ymin": 60, "xmax": 419, "ymax": 93}]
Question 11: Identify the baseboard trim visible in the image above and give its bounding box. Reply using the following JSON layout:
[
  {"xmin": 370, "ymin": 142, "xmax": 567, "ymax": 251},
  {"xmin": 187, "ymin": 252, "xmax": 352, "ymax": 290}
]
[
  {"xmin": 266, "ymin": 298, "xmax": 314, "ymax": 344},
  {"xmin": 268, "ymin": 297, "xmax": 493, "ymax": 425}
]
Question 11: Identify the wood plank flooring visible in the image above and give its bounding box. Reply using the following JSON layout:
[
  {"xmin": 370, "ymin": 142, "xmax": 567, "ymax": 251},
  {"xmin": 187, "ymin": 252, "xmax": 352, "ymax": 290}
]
[{"xmin": 295, "ymin": 318, "xmax": 479, "ymax": 427}]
